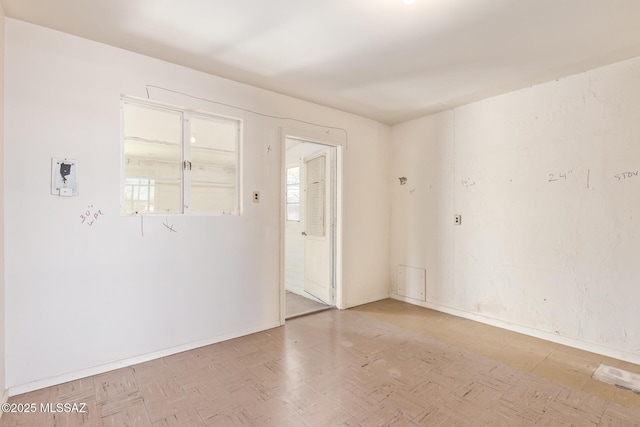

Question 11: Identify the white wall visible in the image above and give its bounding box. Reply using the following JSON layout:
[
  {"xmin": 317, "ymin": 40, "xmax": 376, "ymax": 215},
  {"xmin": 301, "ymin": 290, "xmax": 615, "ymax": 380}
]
[
  {"xmin": 391, "ymin": 55, "xmax": 640, "ymax": 363},
  {"xmin": 344, "ymin": 122, "xmax": 391, "ymax": 306},
  {"xmin": 0, "ymin": 3, "xmax": 7, "ymax": 404},
  {"xmin": 4, "ymin": 18, "xmax": 391, "ymax": 393}
]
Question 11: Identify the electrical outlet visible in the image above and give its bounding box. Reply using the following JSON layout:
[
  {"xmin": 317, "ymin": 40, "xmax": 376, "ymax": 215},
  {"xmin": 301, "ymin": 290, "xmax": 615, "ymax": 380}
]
[
  {"xmin": 454, "ymin": 214, "xmax": 462, "ymax": 225},
  {"xmin": 252, "ymin": 191, "xmax": 260, "ymax": 203}
]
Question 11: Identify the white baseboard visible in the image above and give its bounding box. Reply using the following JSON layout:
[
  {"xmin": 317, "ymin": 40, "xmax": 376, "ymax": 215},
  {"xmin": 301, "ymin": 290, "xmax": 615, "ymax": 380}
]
[
  {"xmin": 8, "ymin": 320, "xmax": 282, "ymax": 397},
  {"xmin": 390, "ymin": 293, "xmax": 640, "ymax": 366},
  {"xmin": 343, "ymin": 293, "xmax": 390, "ymax": 310}
]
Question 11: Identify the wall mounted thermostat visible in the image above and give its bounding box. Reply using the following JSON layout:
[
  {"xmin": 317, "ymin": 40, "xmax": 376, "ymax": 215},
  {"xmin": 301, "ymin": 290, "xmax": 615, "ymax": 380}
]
[{"xmin": 51, "ymin": 157, "xmax": 79, "ymax": 196}]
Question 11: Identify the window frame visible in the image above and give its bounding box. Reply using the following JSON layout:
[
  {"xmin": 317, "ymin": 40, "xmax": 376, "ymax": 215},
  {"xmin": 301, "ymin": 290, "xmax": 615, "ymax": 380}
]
[{"xmin": 120, "ymin": 97, "xmax": 243, "ymax": 216}]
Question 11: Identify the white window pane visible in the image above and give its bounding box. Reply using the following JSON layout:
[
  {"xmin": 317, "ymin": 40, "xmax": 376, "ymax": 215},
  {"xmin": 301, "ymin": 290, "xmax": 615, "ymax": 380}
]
[
  {"xmin": 190, "ymin": 115, "xmax": 238, "ymax": 152},
  {"xmin": 124, "ymin": 178, "xmax": 158, "ymax": 214},
  {"xmin": 287, "ymin": 204, "xmax": 300, "ymax": 221},
  {"xmin": 189, "ymin": 144, "xmax": 237, "ymax": 214},
  {"xmin": 123, "ymin": 103, "xmax": 183, "ymax": 215},
  {"xmin": 123, "ymin": 103, "xmax": 182, "ymax": 144},
  {"xmin": 140, "ymin": 186, "xmax": 149, "ymax": 201},
  {"xmin": 124, "ymin": 140, "xmax": 183, "ymax": 176},
  {"xmin": 153, "ymin": 182, "xmax": 182, "ymax": 213},
  {"xmin": 287, "ymin": 187, "xmax": 299, "ymax": 203},
  {"xmin": 191, "ymin": 149, "xmax": 236, "ymax": 184},
  {"xmin": 287, "ymin": 167, "xmax": 300, "ymax": 184}
]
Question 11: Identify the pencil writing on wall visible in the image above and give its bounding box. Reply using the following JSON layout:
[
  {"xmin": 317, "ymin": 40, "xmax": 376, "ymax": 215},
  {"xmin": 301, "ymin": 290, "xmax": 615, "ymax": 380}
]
[{"xmin": 80, "ymin": 205, "xmax": 104, "ymax": 227}]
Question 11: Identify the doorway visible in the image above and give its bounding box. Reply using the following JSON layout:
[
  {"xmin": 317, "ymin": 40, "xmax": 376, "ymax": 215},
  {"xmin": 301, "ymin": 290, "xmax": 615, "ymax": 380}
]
[{"xmin": 282, "ymin": 132, "xmax": 342, "ymax": 320}]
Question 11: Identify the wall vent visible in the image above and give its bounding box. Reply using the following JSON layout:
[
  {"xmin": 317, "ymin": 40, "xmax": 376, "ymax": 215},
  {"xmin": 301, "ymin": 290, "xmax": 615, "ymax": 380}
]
[{"xmin": 397, "ymin": 265, "xmax": 426, "ymax": 301}]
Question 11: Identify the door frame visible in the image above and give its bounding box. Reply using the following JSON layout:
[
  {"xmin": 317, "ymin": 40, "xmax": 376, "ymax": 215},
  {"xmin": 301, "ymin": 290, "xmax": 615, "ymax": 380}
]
[{"xmin": 280, "ymin": 128, "xmax": 344, "ymax": 324}]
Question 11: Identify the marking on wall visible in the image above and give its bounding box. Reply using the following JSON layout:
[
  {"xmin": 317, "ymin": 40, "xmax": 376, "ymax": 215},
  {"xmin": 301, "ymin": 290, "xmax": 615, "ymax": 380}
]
[
  {"xmin": 461, "ymin": 178, "xmax": 476, "ymax": 188},
  {"xmin": 587, "ymin": 169, "xmax": 590, "ymax": 188},
  {"xmin": 410, "ymin": 188, "xmax": 416, "ymax": 195},
  {"xmin": 398, "ymin": 177, "xmax": 407, "ymax": 185},
  {"xmin": 80, "ymin": 205, "xmax": 104, "ymax": 227},
  {"xmin": 548, "ymin": 170, "xmax": 573, "ymax": 182},
  {"xmin": 614, "ymin": 171, "xmax": 639, "ymax": 181},
  {"xmin": 140, "ymin": 214, "xmax": 144, "ymax": 238},
  {"xmin": 163, "ymin": 217, "xmax": 178, "ymax": 233}
]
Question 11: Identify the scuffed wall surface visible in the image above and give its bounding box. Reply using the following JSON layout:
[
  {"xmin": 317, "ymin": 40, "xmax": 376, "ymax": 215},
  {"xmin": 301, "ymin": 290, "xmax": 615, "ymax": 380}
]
[{"xmin": 391, "ymin": 56, "xmax": 640, "ymax": 361}]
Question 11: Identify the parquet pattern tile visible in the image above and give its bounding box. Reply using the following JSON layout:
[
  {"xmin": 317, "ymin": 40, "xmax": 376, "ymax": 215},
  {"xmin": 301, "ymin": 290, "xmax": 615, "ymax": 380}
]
[{"xmin": 2, "ymin": 301, "xmax": 640, "ymax": 426}]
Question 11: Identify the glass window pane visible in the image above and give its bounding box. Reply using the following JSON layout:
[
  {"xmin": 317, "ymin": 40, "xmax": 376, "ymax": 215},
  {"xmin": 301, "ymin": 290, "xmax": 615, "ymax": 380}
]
[
  {"xmin": 139, "ymin": 185, "xmax": 148, "ymax": 201},
  {"xmin": 124, "ymin": 178, "xmax": 160, "ymax": 214},
  {"xmin": 287, "ymin": 167, "xmax": 300, "ymax": 184},
  {"xmin": 287, "ymin": 204, "xmax": 300, "ymax": 221},
  {"xmin": 191, "ymin": 149, "xmax": 236, "ymax": 185},
  {"xmin": 189, "ymin": 115, "xmax": 239, "ymax": 214},
  {"xmin": 153, "ymin": 182, "xmax": 181, "ymax": 213},
  {"xmin": 287, "ymin": 187, "xmax": 299, "ymax": 203},
  {"xmin": 123, "ymin": 103, "xmax": 183, "ymax": 215},
  {"xmin": 190, "ymin": 115, "xmax": 238, "ymax": 152},
  {"xmin": 123, "ymin": 103, "xmax": 182, "ymax": 144}
]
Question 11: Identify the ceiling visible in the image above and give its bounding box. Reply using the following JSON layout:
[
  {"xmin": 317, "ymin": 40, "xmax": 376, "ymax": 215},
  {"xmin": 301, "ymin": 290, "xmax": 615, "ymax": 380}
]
[{"xmin": 3, "ymin": 0, "xmax": 640, "ymax": 125}]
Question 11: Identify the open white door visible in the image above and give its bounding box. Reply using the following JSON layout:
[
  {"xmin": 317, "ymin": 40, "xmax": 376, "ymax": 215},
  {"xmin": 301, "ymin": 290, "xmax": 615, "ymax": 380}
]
[{"xmin": 303, "ymin": 149, "xmax": 333, "ymax": 304}]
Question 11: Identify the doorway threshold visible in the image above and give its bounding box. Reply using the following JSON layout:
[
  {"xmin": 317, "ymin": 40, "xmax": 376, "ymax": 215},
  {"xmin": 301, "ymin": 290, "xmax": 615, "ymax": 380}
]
[
  {"xmin": 286, "ymin": 306, "xmax": 333, "ymax": 320},
  {"xmin": 285, "ymin": 291, "xmax": 333, "ymax": 320}
]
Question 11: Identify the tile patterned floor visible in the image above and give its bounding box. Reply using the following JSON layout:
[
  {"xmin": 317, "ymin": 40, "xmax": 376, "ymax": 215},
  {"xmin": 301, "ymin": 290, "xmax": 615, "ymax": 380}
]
[
  {"xmin": 1, "ymin": 299, "xmax": 640, "ymax": 426},
  {"xmin": 352, "ymin": 299, "xmax": 640, "ymax": 411}
]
